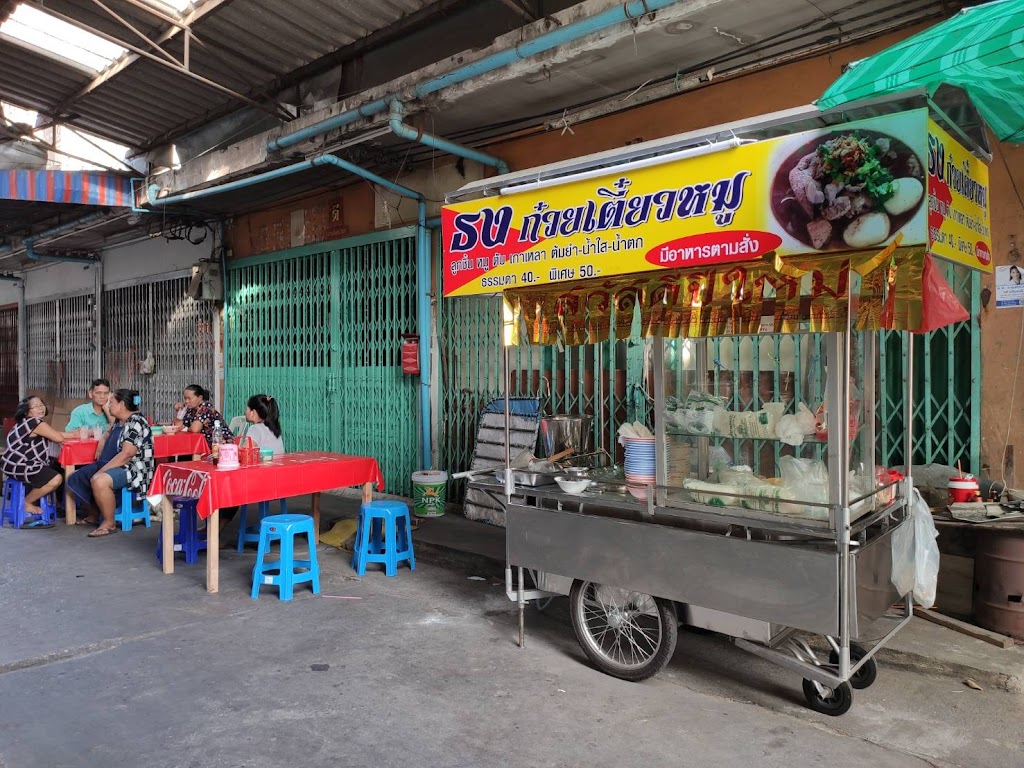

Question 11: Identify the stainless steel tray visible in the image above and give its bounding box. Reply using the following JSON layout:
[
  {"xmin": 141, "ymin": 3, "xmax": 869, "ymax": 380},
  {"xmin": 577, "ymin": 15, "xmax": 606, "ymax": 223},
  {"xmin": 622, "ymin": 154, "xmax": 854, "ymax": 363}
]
[{"xmin": 495, "ymin": 469, "xmax": 557, "ymax": 486}]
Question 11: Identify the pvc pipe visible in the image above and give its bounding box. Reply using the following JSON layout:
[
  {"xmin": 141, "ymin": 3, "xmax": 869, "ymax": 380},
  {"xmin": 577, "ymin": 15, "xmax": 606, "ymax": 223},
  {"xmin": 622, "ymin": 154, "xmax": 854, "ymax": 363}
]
[
  {"xmin": 388, "ymin": 101, "xmax": 509, "ymax": 175},
  {"xmin": 267, "ymin": 0, "xmax": 684, "ymax": 152},
  {"xmin": 24, "ymin": 240, "xmax": 99, "ymax": 264}
]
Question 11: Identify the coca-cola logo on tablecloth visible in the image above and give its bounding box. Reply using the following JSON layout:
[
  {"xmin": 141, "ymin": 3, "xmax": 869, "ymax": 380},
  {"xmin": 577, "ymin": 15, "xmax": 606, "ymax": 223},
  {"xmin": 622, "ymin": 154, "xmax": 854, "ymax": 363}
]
[{"xmin": 161, "ymin": 468, "xmax": 209, "ymax": 499}]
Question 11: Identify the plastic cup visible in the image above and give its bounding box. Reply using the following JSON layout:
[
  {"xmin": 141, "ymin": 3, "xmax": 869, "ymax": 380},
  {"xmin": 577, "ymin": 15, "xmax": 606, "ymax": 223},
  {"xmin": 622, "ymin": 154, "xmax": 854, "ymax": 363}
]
[
  {"xmin": 91, "ymin": 426, "xmax": 103, "ymax": 440},
  {"xmin": 79, "ymin": 427, "xmax": 89, "ymax": 440}
]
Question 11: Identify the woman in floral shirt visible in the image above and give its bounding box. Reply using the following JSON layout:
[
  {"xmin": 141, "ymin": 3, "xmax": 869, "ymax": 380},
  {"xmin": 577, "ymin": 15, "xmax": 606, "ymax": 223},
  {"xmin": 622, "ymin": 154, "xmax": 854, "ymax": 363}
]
[
  {"xmin": 174, "ymin": 384, "xmax": 232, "ymax": 450},
  {"xmin": 87, "ymin": 389, "xmax": 155, "ymax": 538}
]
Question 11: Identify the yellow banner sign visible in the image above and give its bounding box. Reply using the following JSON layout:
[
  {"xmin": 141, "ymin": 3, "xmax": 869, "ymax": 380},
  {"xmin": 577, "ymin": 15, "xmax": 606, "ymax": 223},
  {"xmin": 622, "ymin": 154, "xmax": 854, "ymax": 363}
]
[
  {"xmin": 926, "ymin": 118, "xmax": 993, "ymax": 272},
  {"xmin": 443, "ymin": 110, "xmax": 930, "ymax": 296}
]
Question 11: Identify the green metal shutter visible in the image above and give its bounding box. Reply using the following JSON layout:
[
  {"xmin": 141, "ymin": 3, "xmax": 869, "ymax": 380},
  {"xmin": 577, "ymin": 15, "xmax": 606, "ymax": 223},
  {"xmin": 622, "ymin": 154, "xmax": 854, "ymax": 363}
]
[{"xmin": 227, "ymin": 228, "xmax": 419, "ymax": 496}]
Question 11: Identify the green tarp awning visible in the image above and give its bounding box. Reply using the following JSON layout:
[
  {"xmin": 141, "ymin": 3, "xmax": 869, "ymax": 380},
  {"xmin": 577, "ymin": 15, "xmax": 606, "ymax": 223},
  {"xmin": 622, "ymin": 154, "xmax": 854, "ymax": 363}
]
[{"xmin": 818, "ymin": 0, "xmax": 1024, "ymax": 142}]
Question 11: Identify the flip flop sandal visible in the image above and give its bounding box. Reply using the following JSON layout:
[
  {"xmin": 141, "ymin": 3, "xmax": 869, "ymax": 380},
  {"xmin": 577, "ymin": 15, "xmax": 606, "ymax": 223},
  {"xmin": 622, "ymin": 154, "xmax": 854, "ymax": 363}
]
[
  {"xmin": 87, "ymin": 527, "xmax": 117, "ymax": 538},
  {"xmin": 74, "ymin": 518, "xmax": 98, "ymax": 526},
  {"xmin": 22, "ymin": 520, "xmax": 54, "ymax": 529}
]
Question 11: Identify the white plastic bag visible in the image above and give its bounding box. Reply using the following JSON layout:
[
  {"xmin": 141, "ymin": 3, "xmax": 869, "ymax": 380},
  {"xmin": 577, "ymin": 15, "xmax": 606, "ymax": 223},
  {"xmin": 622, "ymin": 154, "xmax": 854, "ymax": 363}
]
[
  {"xmin": 890, "ymin": 487, "xmax": 940, "ymax": 608},
  {"xmin": 911, "ymin": 487, "xmax": 940, "ymax": 609}
]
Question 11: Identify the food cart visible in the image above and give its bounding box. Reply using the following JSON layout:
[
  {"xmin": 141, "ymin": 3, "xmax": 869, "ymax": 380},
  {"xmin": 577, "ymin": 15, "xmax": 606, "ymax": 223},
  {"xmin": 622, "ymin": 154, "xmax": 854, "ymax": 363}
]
[{"xmin": 441, "ymin": 90, "xmax": 992, "ymax": 715}]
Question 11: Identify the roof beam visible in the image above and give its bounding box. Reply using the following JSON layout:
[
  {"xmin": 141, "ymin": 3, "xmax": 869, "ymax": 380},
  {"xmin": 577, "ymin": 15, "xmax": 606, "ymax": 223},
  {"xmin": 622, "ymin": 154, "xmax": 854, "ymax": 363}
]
[
  {"xmin": 52, "ymin": 0, "xmax": 238, "ymax": 115},
  {"xmin": 86, "ymin": 0, "xmax": 183, "ymax": 68},
  {"xmin": 29, "ymin": 2, "xmax": 281, "ymax": 121}
]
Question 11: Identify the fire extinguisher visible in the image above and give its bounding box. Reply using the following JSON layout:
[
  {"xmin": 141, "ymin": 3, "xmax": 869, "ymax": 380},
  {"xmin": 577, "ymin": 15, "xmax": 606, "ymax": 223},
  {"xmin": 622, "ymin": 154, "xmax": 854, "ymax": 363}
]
[{"xmin": 401, "ymin": 334, "xmax": 419, "ymax": 376}]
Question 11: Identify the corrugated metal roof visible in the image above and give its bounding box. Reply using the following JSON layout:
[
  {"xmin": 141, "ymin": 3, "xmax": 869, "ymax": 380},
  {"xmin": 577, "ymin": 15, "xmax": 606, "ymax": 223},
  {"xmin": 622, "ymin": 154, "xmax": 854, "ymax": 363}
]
[{"xmin": 0, "ymin": 0, "xmax": 450, "ymax": 149}]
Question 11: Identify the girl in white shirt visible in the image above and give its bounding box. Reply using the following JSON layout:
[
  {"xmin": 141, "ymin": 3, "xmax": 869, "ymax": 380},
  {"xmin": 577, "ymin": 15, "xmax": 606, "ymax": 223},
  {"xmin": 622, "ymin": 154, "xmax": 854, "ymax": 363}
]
[{"xmin": 244, "ymin": 394, "xmax": 285, "ymax": 455}]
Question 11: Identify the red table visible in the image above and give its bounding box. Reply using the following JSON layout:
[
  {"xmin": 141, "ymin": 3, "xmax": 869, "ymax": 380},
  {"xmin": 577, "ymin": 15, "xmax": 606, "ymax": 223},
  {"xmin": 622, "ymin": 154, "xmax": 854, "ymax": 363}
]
[
  {"xmin": 147, "ymin": 451, "xmax": 385, "ymax": 593},
  {"xmin": 58, "ymin": 431, "xmax": 208, "ymax": 525}
]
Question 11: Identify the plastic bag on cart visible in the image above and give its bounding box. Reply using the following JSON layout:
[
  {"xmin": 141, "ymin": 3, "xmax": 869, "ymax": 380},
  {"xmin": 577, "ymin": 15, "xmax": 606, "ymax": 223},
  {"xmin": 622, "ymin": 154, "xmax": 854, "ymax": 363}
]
[
  {"xmin": 890, "ymin": 487, "xmax": 940, "ymax": 607},
  {"xmin": 912, "ymin": 487, "xmax": 940, "ymax": 608}
]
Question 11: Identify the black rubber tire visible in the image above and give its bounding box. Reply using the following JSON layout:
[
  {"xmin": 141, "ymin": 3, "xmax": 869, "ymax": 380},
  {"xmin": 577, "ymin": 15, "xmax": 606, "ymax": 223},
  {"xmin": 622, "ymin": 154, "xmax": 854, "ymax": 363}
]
[
  {"xmin": 568, "ymin": 579, "xmax": 678, "ymax": 682},
  {"xmin": 829, "ymin": 642, "xmax": 878, "ymax": 690},
  {"xmin": 802, "ymin": 678, "xmax": 854, "ymax": 716}
]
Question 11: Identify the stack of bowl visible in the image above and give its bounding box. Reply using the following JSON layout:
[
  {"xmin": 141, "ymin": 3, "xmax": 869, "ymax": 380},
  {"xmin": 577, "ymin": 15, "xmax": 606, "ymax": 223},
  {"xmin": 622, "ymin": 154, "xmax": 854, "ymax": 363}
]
[{"xmin": 623, "ymin": 436, "xmax": 656, "ymax": 499}]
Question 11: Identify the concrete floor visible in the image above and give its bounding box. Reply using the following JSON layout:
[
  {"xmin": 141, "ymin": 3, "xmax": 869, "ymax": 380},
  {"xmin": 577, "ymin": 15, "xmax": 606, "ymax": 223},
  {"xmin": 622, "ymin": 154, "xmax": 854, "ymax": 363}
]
[{"xmin": 1, "ymin": 505, "xmax": 1022, "ymax": 768}]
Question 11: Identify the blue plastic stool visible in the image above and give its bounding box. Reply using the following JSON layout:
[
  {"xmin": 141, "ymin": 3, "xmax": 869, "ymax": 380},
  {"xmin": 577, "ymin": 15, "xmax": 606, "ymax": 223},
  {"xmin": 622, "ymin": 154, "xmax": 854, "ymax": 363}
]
[
  {"xmin": 115, "ymin": 486, "xmax": 151, "ymax": 532},
  {"xmin": 352, "ymin": 500, "xmax": 416, "ymax": 577},
  {"xmin": 157, "ymin": 499, "xmax": 207, "ymax": 565},
  {"xmin": 1, "ymin": 478, "xmax": 57, "ymax": 529},
  {"xmin": 251, "ymin": 514, "xmax": 320, "ymax": 601},
  {"xmin": 236, "ymin": 498, "xmax": 289, "ymax": 552}
]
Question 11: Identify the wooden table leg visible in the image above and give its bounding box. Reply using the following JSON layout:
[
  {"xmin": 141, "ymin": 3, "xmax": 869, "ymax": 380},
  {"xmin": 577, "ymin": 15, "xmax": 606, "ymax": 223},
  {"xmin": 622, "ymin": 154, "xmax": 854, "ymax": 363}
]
[
  {"xmin": 310, "ymin": 492, "xmax": 321, "ymax": 544},
  {"xmin": 206, "ymin": 509, "xmax": 219, "ymax": 593},
  {"xmin": 161, "ymin": 497, "xmax": 175, "ymax": 575},
  {"xmin": 361, "ymin": 481, "xmax": 372, "ymax": 504},
  {"xmin": 64, "ymin": 465, "xmax": 77, "ymax": 526}
]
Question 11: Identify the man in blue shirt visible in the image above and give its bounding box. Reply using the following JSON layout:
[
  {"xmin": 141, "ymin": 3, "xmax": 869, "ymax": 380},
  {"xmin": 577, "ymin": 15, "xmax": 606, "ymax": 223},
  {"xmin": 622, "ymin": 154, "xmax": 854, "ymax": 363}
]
[{"xmin": 67, "ymin": 379, "xmax": 114, "ymax": 434}]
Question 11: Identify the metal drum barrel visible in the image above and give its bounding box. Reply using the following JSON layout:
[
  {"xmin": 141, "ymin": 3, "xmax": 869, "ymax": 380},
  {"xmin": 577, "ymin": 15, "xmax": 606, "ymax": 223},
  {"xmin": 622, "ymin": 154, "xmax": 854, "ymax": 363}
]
[{"xmin": 974, "ymin": 530, "xmax": 1024, "ymax": 640}]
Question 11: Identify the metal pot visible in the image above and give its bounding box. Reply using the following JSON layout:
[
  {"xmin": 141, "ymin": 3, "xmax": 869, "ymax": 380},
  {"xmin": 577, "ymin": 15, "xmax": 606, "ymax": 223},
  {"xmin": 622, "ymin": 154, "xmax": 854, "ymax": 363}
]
[{"xmin": 540, "ymin": 414, "xmax": 593, "ymax": 458}]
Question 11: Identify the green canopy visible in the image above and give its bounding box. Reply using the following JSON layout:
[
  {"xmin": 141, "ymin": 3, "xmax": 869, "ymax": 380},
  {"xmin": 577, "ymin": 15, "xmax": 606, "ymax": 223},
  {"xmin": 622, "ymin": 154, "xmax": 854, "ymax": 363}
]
[{"xmin": 818, "ymin": 0, "xmax": 1024, "ymax": 142}]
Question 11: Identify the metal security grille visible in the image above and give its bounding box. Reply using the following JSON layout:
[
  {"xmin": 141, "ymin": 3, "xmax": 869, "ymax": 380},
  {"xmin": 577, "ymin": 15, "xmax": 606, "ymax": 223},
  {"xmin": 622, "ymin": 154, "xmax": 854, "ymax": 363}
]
[
  {"xmin": 879, "ymin": 261, "xmax": 980, "ymax": 473},
  {"xmin": 103, "ymin": 276, "xmax": 216, "ymax": 421},
  {"xmin": 25, "ymin": 294, "xmax": 93, "ymax": 399},
  {"xmin": 227, "ymin": 228, "xmax": 419, "ymax": 496},
  {"xmin": 0, "ymin": 305, "xmax": 18, "ymax": 414},
  {"xmin": 227, "ymin": 249, "xmax": 334, "ymax": 452},
  {"xmin": 437, "ymin": 286, "xmax": 644, "ymax": 503}
]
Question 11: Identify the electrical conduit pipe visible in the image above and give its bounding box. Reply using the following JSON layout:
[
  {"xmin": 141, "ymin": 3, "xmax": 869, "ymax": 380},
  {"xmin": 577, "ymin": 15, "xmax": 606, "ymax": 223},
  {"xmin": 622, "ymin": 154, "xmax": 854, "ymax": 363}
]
[
  {"xmin": 146, "ymin": 155, "xmax": 434, "ymax": 471},
  {"xmin": 267, "ymin": 0, "xmax": 684, "ymax": 152},
  {"xmin": 387, "ymin": 100, "xmax": 509, "ymax": 175}
]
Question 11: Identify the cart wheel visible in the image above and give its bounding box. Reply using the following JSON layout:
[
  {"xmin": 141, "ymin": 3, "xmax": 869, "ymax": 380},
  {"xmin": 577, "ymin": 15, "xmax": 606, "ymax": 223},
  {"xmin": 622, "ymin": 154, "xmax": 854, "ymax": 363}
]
[
  {"xmin": 802, "ymin": 678, "xmax": 854, "ymax": 716},
  {"xmin": 828, "ymin": 643, "xmax": 877, "ymax": 690},
  {"xmin": 568, "ymin": 579, "xmax": 677, "ymax": 682}
]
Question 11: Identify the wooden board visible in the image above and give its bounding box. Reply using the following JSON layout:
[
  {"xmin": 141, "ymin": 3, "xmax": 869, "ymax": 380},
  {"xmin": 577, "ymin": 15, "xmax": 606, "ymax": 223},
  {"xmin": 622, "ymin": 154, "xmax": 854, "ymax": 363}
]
[{"xmin": 917, "ymin": 607, "xmax": 1016, "ymax": 649}]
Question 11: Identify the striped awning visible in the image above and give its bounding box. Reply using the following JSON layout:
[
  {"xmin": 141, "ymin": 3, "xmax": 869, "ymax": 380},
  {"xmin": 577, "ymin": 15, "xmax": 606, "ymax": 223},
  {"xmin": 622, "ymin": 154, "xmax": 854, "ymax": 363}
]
[{"xmin": 0, "ymin": 169, "xmax": 136, "ymax": 206}]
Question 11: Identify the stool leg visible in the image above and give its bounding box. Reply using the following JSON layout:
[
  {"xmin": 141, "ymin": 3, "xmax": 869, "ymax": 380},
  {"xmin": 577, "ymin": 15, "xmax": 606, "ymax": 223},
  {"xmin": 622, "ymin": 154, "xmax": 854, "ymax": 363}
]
[
  {"xmin": 251, "ymin": 529, "xmax": 269, "ymax": 600},
  {"xmin": 236, "ymin": 505, "xmax": 248, "ymax": 552},
  {"xmin": 280, "ymin": 498, "xmax": 288, "ymax": 515},
  {"xmin": 307, "ymin": 529, "xmax": 321, "ymax": 595},
  {"xmin": 384, "ymin": 515, "xmax": 398, "ymax": 577},
  {"xmin": 354, "ymin": 512, "xmax": 372, "ymax": 577},
  {"xmin": 351, "ymin": 513, "xmax": 363, "ymax": 571},
  {"xmin": 404, "ymin": 512, "xmax": 416, "ymax": 571},
  {"xmin": 279, "ymin": 532, "xmax": 295, "ymax": 601},
  {"xmin": 119, "ymin": 488, "xmax": 131, "ymax": 531}
]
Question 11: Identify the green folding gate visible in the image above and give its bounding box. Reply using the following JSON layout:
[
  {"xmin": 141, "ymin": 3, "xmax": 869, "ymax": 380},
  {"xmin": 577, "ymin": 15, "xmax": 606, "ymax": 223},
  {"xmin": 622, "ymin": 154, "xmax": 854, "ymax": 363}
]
[
  {"xmin": 437, "ymin": 257, "xmax": 981, "ymax": 502},
  {"xmin": 227, "ymin": 228, "xmax": 419, "ymax": 496}
]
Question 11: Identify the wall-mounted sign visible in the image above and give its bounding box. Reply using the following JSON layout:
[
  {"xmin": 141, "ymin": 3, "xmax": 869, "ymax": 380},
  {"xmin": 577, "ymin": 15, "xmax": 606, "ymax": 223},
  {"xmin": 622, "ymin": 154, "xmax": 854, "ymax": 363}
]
[{"xmin": 926, "ymin": 118, "xmax": 992, "ymax": 272}]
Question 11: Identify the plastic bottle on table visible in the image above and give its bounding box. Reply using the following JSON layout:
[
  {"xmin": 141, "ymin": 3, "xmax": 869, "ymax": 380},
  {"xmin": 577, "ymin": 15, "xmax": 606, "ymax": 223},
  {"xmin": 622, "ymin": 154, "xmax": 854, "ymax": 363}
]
[{"xmin": 211, "ymin": 420, "xmax": 223, "ymax": 465}]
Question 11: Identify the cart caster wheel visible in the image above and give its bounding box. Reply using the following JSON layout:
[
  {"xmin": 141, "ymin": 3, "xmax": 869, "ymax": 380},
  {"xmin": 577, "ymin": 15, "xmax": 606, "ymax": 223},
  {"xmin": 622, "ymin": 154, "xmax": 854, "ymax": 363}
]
[
  {"xmin": 829, "ymin": 643, "xmax": 877, "ymax": 689},
  {"xmin": 534, "ymin": 597, "xmax": 554, "ymax": 613},
  {"xmin": 569, "ymin": 579, "xmax": 677, "ymax": 682},
  {"xmin": 802, "ymin": 678, "xmax": 853, "ymax": 716}
]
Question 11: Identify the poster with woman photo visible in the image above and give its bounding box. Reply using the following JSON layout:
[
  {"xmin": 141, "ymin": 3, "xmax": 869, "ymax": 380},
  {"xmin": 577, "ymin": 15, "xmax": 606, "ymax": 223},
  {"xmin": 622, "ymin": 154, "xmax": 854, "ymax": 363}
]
[{"xmin": 996, "ymin": 265, "xmax": 1024, "ymax": 308}]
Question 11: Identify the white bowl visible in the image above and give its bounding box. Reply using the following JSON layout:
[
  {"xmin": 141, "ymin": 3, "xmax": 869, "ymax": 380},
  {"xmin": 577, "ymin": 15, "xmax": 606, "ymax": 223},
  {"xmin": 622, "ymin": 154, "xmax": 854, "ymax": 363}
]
[{"xmin": 554, "ymin": 476, "xmax": 593, "ymax": 495}]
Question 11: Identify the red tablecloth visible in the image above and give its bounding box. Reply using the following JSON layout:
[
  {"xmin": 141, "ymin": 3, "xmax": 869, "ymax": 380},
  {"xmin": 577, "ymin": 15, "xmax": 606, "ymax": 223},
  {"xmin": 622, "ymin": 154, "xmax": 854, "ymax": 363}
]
[
  {"xmin": 147, "ymin": 451, "xmax": 385, "ymax": 519},
  {"xmin": 58, "ymin": 432, "xmax": 209, "ymax": 466}
]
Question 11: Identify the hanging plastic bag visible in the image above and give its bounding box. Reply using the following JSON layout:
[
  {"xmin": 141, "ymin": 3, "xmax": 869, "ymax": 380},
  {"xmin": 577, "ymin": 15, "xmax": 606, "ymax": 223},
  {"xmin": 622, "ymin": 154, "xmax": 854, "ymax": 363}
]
[
  {"xmin": 915, "ymin": 254, "xmax": 969, "ymax": 334},
  {"xmin": 911, "ymin": 487, "xmax": 940, "ymax": 608},
  {"xmin": 890, "ymin": 487, "xmax": 940, "ymax": 607}
]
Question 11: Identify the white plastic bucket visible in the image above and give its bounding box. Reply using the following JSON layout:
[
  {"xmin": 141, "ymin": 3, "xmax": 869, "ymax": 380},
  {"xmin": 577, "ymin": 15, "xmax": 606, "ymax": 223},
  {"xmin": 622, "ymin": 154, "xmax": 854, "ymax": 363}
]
[{"xmin": 412, "ymin": 470, "xmax": 448, "ymax": 517}]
